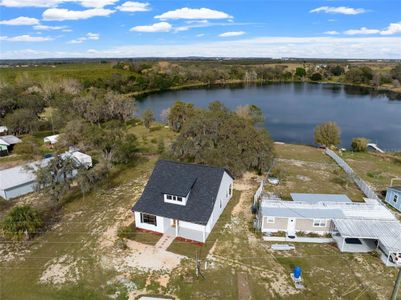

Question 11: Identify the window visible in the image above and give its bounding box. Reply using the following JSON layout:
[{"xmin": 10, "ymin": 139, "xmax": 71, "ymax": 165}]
[
  {"xmin": 266, "ymin": 217, "xmax": 275, "ymax": 223},
  {"xmin": 394, "ymin": 195, "xmax": 398, "ymax": 203},
  {"xmin": 167, "ymin": 195, "xmax": 172, "ymax": 200},
  {"xmin": 313, "ymin": 219, "xmax": 326, "ymax": 227},
  {"xmin": 177, "ymin": 197, "xmax": 183, "ymax": 202},
  {"xmin": 164, "ymin": 194, "xmax": 186, "ymax": 205},
  {"xmin": 141, "ymin": 213, "xmax": 157, "ymax": 226},
  {"xmin": 229, "ymin": 184, "xmax": 233, "ymax": 196}
]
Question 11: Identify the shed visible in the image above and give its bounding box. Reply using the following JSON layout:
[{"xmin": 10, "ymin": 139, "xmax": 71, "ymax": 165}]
[
  {"xmin": 0, "ymin": 158, "xmax": 51, "ymax": 200},
  {"xmin": 0, "ymin": 135, "xmax": 22, "ymax": 156},
  {"xmin": 71, "ymin": 151, "xmax": 92, "ymax": 169},
  {"xmin": 385, "ymin": 186, "xmax": 401, "ymax": 212},
  {"xmin": 0, "ymin": 126, "xmax": 8, "ymax": 135},
  {"xmin": 43, "ymin": 134, "xmax": 59, "ymax": 145}
]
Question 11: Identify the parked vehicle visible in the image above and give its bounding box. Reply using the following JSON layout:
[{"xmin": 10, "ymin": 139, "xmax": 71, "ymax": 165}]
[{"xmin": 389, "ymin": 253, "xmax": 401, "ymax": 265}]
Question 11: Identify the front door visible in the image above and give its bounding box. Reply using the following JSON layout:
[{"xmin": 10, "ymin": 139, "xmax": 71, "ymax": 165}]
[
  {"xmin": 171, "ymin": 219, "xmax": 177, "ymax": 227},
  {"xmin": 287, "ymin": 218, "xmax": 296, "ymax": 235}
]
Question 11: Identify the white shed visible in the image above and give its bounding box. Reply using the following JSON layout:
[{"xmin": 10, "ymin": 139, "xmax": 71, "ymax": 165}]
[{"xmin": 43, "ymin": 134, "xmax": 59, "ymax": 145}]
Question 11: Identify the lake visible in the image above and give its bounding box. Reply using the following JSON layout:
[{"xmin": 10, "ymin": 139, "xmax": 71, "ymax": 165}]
[{"xmin": 136, "ymin": 83, "xmax": 401, "ymax": 151}]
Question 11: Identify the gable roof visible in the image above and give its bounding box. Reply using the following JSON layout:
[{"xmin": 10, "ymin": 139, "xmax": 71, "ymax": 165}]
[{"xmin": 132, "ymin": 160, "xmax": 233, "ymax": 225}]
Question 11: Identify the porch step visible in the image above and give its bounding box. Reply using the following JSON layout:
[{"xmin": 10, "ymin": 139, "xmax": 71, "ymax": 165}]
[{"xmin": 155, "ymin": 234, "xmax": 175, "ymax": 250}]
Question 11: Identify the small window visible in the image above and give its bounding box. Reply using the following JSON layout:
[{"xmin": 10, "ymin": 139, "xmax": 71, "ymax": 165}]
[
  {"xmin": 394, "ymin": 195, "xmax": 398, "ymax": 203},
  {"xmin": 229, "ymin": 184, "xmax": 233, "ymax": 196},
  {"xmin": 220, "ymin": 199, "xmax": 222, "ymax": 208},
  {"xmin": 177, "ymin": 197, "xmax": 183, "ymax": 202},
  {"xmin": 141, "ymin": 213, "xmax": 157, "ymax": 226},
  {"xmin": 266, "ymin": 217, "xmax": 275, "ymax": 223},
  {"xmin": 167, "ymin": 195, "xmax": 172, "ymax": 200},
  {"xmin": 313, "ymin": 219, "xmax": 326, "ymax": 227}
]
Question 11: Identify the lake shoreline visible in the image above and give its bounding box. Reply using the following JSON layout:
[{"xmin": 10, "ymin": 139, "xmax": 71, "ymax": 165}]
[{"xmin": 127, "ymin": 80, "xmax": 401, "ymax": 99}]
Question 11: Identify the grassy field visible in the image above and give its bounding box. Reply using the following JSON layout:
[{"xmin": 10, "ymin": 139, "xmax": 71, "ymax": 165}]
[
  {"xmin": 0, "ymin": 133, "xmax": 400, "ymax": 299},
  {"xmin": 341, "ymin": 151, "xmax": 401, "ymax": 193},
  {"xmin": 269, "ymin": 144, "xmax": 365, "ymax": 201},
  {"xmin": 0, "ymin": 63, "xmax": 132, "ymax": 83}
]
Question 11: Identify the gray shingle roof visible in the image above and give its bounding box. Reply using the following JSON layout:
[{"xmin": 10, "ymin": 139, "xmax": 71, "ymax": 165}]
[{"xmin": 132, "ymin": 160, "xmax": 233, "ymax": 225}]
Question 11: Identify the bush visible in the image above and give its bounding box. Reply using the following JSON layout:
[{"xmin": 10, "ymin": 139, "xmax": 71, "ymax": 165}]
[
  {"xmin": 117, "ymin": 224, "xmax": 136, "ymax": 239},
  {"xmin": 310, "ymin": 73, "xmax": 323, "ymax": 81},
  {"xmin": 314, "ymin": 122, "xmax": 341, "ymax": 147},
  {"xmin": 351, "ymin": 137, "xmax": 368, "ymax": 152},
  {"xmin": 2, "ymin": 205, "xmax": 43, "ymax": 240}
]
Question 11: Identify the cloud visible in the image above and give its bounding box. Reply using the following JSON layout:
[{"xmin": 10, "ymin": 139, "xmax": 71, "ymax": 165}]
[
  {"xmin": 324, "ymin": 31, "xmax": 339, "ymax": 35},
  {"xmin": 1, "ymin": 37, "xmax": 401, "ymax": 59},
  {"xmin": 196, "ymin": 33, "xmax": 205, "ymax": 37},
  {"xmin": 155, "ymin": 7, "xmax": 232, "ymax": 20},
  {"xmin": 344, "ymin": 27, "xmax": 380, "ymax": 35},
  {"xmin": 117, "ymin": 1, "xmax": 150, "ymax": 12},
  {"xmin": 42, "ymin": 8, "xmax": 115, "ymax": 21},
  {"xmin": 0, "ymin": 16, "xmax": 40, "ymax": 25},
  {"xmin": 342, "ymin": 22, "xmax": 401, "ymax": 35},
  {"xmin": 33, "ymin": 24, "xmax": 69, "ymax": 30},
  {"xmin": 0, "ymin": 0, "xmax": 118, "ymax": 8},
  {"xmin": 219, "ymin": 31, "xmax": 245, "ymax": 37},
  {"xmin": 130, "ymin": 22, "xmax": 172, "ymax": 32},
  {"xmin": 0, "ymin": 34, "xmax": 52, "ymax": 42},
  {"xmin": 68, "ymin": 32, "xmax": 99, "ymax": 43},
  {"xmin": 310, "ymin": 6, "xmax": 366, "ymax": 15},
  {"xmin": 381, "ymin": 21, "xmax": 401, "ymax": 35}
]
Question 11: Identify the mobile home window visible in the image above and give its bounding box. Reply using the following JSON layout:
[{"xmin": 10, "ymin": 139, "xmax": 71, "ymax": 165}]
[
  {"xmin": 266, "ymin": 217, "xmax": 275, "ymax": 223},
  {"xmin": 167, "ymin": 195, "xmax": 172, "ymax": 200},
  {"xmin": 141, "ymin": 213, "xmax": 157, "ymax": 226},
  {"xmin": 313, "ymin": 219, "xmax": 326, "ymax": 227},
  {"xmin": 394, "ymin": 195, "xmax": 398, "ymax": 203}
]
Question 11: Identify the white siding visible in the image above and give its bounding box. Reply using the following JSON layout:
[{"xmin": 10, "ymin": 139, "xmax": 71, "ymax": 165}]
[
  {"xmin": 1, "ymin": 182, "xmax": 36, "ymax": 200},
  {"xmin": 179, "ymin": 220, "xmax": 205, "ymax": 231},
  {"xmin": 205, "ymin": 171, "xmax": 234, "ymax": 235},
  {"xmin": 134, "ymin": 211, "xmax": 165, "ymax": 234}
]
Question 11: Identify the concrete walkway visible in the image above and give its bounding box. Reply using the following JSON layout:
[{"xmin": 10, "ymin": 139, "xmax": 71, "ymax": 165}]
[{"xmin": 155, "ymin": 234, "xmax": 175, "ymax": 250}]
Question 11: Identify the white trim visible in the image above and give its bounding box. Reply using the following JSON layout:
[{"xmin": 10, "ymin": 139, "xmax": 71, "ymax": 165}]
[
  {"xmin": 313, "ymin": 218, "xmax": 327, "ymax": 227},
  {"xmin": 265, "ymin": 216, "xmax": 275, "ymax": 223},
  {"xmin": 164, "ymin": 193, "xmax": 188, "ymax": 206}
]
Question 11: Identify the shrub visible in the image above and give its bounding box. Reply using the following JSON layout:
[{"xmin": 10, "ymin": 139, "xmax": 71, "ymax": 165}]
[
  {"xmin": 2, "ymin": 205, "xmax": 43, "ymax": 240},
  {"xmin": 314, "ymin": 122, "xmax": 341, "ymax": 147},
  {"xmin": 351, "ymin": 137, "xmax": 368, "ymax": 152}
]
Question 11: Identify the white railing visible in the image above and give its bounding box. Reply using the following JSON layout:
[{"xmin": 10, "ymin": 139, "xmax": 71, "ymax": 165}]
[{"xmin": 325, "ymin": 149, "xmax": 380, "ymax": 200}]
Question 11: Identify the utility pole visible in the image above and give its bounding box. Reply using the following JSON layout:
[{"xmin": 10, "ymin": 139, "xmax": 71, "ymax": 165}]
[{"xmin": 391, "ymin": 268, "xmax": 401, "ymax": 300}]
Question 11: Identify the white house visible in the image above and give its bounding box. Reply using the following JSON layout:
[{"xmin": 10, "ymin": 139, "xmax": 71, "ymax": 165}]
[
  {"xmin": 0, "ymin": 126, "xmax": 8, "ymax": 135},
  {"xmin": 43, "ymin": 134, "xmax": 59, "ymax": 145},
  {"xmin": 132, "ymin": 160, "xmax": 234, "ymax": 243}
]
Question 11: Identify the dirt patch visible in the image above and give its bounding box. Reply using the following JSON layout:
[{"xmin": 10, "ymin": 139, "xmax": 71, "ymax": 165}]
[
  {"xmin": 233, "ymin": 172, "xmax": 261, "ymax": 217},
  {"xmin": 237, "ymin": 272, "xmax": 251, "ymax": 300},
  {"xmin": 39, "ymin": 254, "xmax": 80, "ymax": 285}
]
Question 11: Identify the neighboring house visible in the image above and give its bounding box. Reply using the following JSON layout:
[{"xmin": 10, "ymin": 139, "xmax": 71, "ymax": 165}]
[
  {"xmin": 132, "ymin": 160, "xmax": 234, "ymax": 243},
  {"xmin": 43, "ymin": 134, "xmax": 59, "ymax": 146},
  {"xmin": 385, "ymin": 186, "xmax": 401, "ymax": 212},
  {"xmin": 0, "ymin": 126, "xmax": 8, "ymax": 136},
  {"xmin": 0, "ymin": 150, "xmax": 92, "ymax": 200},
  {"xmin": 257, "ymin": 193, "xmax": 401, "ymax": 266},
  {"xmin": 0, "ymin": 158, "xmax": 52, "ymax": 200},
  {"xmin": 0, "ymin": 135, "xmax": 22, "ymax": 156}
]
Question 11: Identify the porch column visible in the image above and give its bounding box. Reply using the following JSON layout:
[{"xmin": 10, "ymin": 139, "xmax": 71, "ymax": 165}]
[
  {"xmin": 341, "ymin": 236, "xmax": 345, "ymax": 252},
  {"xmin": 175, "ymin": 220, "xmax": 179, "ymax": 237}
]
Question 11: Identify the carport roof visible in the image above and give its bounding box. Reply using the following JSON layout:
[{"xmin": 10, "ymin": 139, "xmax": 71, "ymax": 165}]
[{"xmin": 333, "ymin": 219, "xmax": 401, "ymax": 252}]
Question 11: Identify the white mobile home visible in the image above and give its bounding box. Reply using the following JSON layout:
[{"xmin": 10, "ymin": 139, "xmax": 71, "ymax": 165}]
[
  {"xmin": 257, "ymin": 193, "xmax": 401, "ymax": 266},
  {"xmin": 132, "ymin": 160, "xmax": 234, "ymax": 243}
]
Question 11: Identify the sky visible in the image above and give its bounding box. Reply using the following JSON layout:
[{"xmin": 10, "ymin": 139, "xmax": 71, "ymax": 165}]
[{"xmin": 0, "ymin": 0, "xmax": 400, "ymax": 59}]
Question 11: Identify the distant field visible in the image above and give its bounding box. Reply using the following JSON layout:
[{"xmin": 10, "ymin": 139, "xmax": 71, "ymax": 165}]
[{"xmin": 0, "ymin": 63, "xmax": 132, "ymax": 83}]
